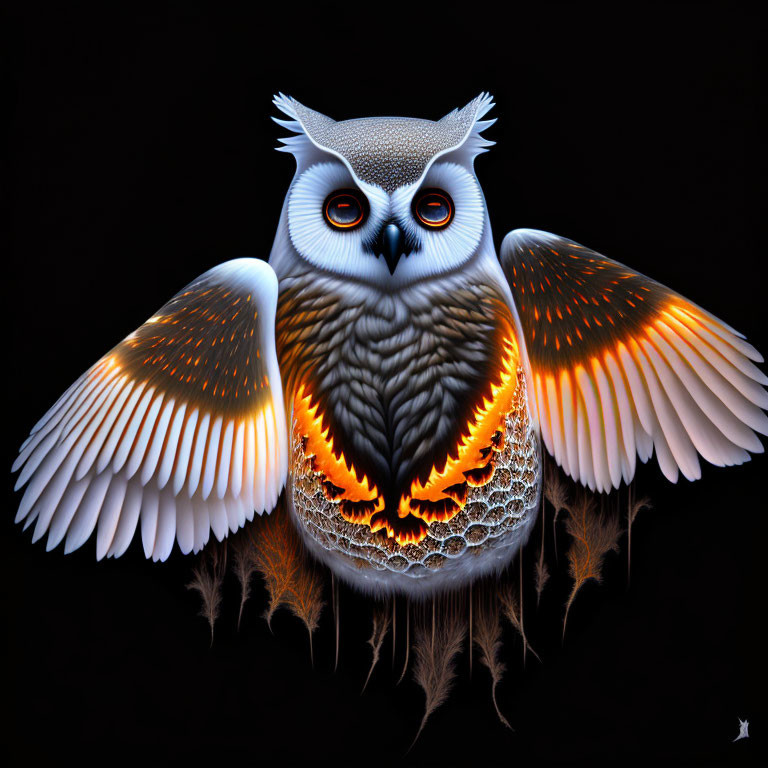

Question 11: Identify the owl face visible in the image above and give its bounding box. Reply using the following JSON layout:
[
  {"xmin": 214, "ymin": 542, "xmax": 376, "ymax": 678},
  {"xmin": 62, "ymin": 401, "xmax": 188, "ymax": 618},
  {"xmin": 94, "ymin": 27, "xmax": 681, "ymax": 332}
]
[{"xmin": 272, "ymin": 94, "xmax": 496, "ymax": 286}]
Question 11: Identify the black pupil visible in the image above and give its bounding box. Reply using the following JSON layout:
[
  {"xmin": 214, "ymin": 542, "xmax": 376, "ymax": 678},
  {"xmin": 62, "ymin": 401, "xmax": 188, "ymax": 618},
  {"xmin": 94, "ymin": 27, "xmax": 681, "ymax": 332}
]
[
  {"xmin": 328, "ymin": 194, "xmax": 362, "ymax": 226},
  {"xmin": 419, "ymin": 194, "xmax": 450, "ymax": 224}
]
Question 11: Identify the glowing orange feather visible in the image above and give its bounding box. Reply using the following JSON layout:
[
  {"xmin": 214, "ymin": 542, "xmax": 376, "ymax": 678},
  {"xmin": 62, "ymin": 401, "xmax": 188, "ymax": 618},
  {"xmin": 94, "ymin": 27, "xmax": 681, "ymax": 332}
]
[
  {"xmin": 292, "ymin": 384, "xmax": 383, "ymax": 525},
  {"xmin": 291, "ymin": 326, "xmax": 521, "ymax": 546},
  {"xmin": 400, "ymin": 332, "xmax": 520, "ymax": 529}
]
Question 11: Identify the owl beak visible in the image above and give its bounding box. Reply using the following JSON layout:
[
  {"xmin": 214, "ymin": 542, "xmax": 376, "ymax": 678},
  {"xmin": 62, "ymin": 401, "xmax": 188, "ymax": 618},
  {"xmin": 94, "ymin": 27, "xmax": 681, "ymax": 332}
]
[{"xmin": 378, "ymin": 223, "xmax": 405, "ymax": 275}]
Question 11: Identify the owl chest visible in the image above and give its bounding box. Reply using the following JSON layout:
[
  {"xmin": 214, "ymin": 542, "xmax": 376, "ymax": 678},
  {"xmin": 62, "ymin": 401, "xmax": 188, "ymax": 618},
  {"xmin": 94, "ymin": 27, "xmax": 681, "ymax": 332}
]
[
  {"xmin": 276, "ymin": 276, "xmax": 526, "ymax": 544},
  {"xmin": 279, "ymin": 289, "xmax": 499, "ymax": 477}
]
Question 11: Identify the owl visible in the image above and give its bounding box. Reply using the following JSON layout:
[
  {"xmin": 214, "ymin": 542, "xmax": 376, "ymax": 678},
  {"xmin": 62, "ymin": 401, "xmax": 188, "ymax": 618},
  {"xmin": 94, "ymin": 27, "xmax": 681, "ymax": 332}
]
[{"xmin": 12, "ymin": 93, "xmax": 767, "ymax": 598}]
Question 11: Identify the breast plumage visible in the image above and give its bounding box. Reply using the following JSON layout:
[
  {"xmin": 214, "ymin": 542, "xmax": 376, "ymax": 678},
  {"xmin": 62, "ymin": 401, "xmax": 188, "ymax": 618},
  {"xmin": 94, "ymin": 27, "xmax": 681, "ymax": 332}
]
[{"xmin": 275, "ymin": 269, "xmax": 540, "ymax": 592}]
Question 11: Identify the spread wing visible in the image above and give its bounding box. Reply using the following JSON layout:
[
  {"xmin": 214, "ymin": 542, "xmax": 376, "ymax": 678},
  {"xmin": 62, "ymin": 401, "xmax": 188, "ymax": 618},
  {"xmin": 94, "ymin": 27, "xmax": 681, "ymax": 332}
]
[
  {"xmin": 12, "ymin": 259, "xmax": 288, "ymax": 560},
  {"xmin": 500, "ymin": 229, "xmax": 767, "ymax": 492}
]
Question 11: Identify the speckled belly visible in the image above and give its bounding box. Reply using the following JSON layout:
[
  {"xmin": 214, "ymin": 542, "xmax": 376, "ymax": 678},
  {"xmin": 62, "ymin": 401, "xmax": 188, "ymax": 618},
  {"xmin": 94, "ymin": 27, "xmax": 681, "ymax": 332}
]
[{"xmin": 285, "ymin": 365, "xmax": 541, "ymax": 595}]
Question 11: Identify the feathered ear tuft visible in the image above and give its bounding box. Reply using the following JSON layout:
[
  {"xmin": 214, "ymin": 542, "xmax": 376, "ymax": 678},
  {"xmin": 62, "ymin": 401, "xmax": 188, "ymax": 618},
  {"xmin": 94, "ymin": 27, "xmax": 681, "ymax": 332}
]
[
  {"xmin": 272, "ymin": 93, "xmax": 336, "ymax": 168},
  {"xmin": 272, "ymin": 92, "xmax": 312, "ymax": 161},
  {"xmin": 272, "ymin": 93, "xmax": 301, "ymax": 132},
  {"xmin": 439, "ymin": 92, "xmax": 497, "ymax": 163}
]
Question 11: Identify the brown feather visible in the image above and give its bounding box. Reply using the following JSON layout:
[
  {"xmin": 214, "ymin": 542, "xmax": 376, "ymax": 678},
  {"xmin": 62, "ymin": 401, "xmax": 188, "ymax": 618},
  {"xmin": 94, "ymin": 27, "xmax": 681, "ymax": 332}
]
[
  {"xmin": 544, "ymin": 463, "xmax": 571, "ymax": 561},
  {"xmin": 248, "ymin": 502, "xmax": 324, "ymax": 658},
  {"xmin": 362, "ymin": 601, "xmax": 391, "ymax": 693},
  {"xmin": 473, "ymin": 597, "xmax": 511, "ymax": 729},
  {"xmin": 410, "ymin": 605, "xmax": 465, "ymax": 749},
  {"xmin": 563, "ymin": 491, "xmax": 621, "ymax": 637},
  {"xmin": 186, "ymin": 541, "xmax": 227, "ymax": 646},
  {"xmin": 627, "ymin": 485, "xmax": 652, "ymax": 582},
  {"xmin": 231, "ymin": 533, "xmax": 258, "ymax": 630},
  {"xmin": 499, "ymin": 582, "xmax": 540, "ymax": 663}
]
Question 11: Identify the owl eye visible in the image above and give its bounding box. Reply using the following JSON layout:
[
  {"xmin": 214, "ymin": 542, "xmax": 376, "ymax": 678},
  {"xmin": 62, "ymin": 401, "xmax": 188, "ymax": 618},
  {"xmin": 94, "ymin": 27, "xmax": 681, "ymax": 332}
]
[
  {"xmin": 324, "ymin": 190, "xmax": 367, "ymax": 230},
  {"xmin": 413, "ymin": 189, "xmax": 454, "ymax": 229}
]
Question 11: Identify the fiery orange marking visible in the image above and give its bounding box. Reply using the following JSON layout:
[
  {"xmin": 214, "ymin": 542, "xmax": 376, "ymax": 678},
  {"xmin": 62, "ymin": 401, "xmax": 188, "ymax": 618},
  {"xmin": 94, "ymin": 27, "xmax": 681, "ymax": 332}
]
[
  {"xmin": 292, "ymin": 328, "xmax": 521, "ymax": 546},
  {"xmin": 399, "ymin": 332, "xmax": 520, "ymax": 528},
  {"xmin": 293, "ymin": 385, "xmax": 383, "ymax": 525}
]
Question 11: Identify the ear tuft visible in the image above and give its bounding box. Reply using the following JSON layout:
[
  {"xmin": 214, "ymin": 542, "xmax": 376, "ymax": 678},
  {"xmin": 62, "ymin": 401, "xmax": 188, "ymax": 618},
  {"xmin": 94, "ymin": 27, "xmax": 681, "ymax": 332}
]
[
  {"xmin": 439, "ymin": 92, "xmax": 497, "ymax": 161},
  {"xmin": 271, "ymin": 94, "xmax": 337, "ymax": 166},
  {"xmin": 272, "ymin": 93, "xmax": 305, "ymax": 153}
]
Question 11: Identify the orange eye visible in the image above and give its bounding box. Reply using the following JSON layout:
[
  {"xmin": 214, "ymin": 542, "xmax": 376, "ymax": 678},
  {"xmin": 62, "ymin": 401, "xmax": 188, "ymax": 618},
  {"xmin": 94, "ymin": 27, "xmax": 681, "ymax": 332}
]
[
  {"xmin": 413, "ymin": 189, "xmax": 454, "ymax": 229},
  {"xmin": 324, "ymin": 190, "xmax": 367, "ymax": 229}
]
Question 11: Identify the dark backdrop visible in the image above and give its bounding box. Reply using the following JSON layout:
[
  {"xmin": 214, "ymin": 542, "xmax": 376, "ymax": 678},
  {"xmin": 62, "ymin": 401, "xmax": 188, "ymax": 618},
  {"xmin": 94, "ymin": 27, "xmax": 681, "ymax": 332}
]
[{"xmin": 5, "ymin": 4, "xmax": 766, "ymax": 766}]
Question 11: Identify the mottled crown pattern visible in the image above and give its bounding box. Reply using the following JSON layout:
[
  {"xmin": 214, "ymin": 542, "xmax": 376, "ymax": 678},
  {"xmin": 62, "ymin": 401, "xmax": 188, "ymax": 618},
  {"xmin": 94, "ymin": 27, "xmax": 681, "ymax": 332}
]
[{"xmin": 273, "ymin": 92, "xmax": 496, "ymax": 191}]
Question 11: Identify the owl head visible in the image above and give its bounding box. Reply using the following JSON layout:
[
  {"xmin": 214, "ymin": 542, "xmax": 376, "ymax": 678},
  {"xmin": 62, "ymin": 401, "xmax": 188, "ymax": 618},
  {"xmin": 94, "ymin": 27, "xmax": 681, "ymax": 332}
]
[{"xmin": 270, "ymin": 93, "xmax": 497, "ymax": 286}]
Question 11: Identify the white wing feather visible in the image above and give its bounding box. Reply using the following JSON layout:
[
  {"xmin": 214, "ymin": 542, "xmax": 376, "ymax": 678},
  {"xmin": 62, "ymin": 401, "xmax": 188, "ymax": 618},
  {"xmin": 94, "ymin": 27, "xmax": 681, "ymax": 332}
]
[{"xmin": 13, "ymin": 259, "xmax": 287, "ymax": 560}]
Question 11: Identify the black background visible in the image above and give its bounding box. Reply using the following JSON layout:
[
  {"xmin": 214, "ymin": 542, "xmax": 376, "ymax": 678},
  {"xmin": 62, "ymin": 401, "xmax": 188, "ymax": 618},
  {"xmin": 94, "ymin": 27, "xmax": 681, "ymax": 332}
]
[{"xmin": 5, "ymin": 3, "xmax": 766, "ymax": 766}]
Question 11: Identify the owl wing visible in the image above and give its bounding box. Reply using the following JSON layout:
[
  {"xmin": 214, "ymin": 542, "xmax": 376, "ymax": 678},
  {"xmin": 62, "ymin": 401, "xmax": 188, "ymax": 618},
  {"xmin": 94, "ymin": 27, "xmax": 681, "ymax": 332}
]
[
  {"xmin": 12, "ymin": 259, "xmax": 288, "ymax": 560},
  {"xmin": 500, "ymin": 229, "xmax": 767, "ymax": 492}
]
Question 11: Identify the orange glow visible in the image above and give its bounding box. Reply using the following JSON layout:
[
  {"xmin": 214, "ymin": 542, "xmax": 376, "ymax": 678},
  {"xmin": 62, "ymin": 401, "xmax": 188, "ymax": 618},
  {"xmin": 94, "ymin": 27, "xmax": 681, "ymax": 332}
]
[
  {"xmin": 400, "ymin": 330, "xmax": 520, "ymax": 527},
  {"xmin": 292, "ymin": 327, "xmax": 521, "ymax": 546},
  {"xmin": 293, "ymin": 384, "xmax": 383, "ymax": 525},
  {"xmin": 368, "ymin": 516, "xmax": 428, "ymax": 546}
]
